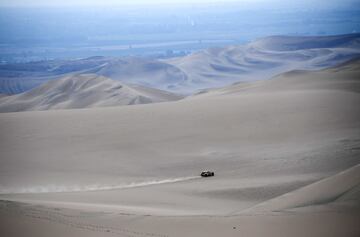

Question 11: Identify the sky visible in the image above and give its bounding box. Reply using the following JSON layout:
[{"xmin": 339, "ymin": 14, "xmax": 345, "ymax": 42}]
[
  {"xmin": 1, "ymin": 0, "xmax": 242, "ymax": 7},
  {"xmin": 0, "ymin": 0, "xmax": 358, "ymax": 8}
]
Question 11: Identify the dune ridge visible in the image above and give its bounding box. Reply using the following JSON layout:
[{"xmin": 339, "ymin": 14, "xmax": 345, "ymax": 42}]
[
  {"xmin": 0, "ymin": 73, "xmax": 182, "ymax": 112},
  {"xmin": 240, "ymin": 164, "xmax": 360, "ymax": 214},
  {"xmin": 1, "ymin": 34, "xmax": 360, "ymax": 95},
  {"xmin": 0, "ymin": 37, "xmax": 360, "ymax": 237},
  {"xmin": 1, "ymin": 59, "xmax": 359, "ymax": 215}
]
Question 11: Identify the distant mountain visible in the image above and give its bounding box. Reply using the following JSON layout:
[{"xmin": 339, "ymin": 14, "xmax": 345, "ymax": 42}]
[
  {"xmin": 249, "ymin": 33, "xmax": 360, "ymax": 51},
  {"xmin": 84, "ymin": 57, "xmax": 188, "ymax": 92},
  {"xmin": 192, "ymin": 58, "xmax": 360, "ymax": 97},
  {"xmin": 166, "ymin": 33, "xmax": 360, "ymax": 92},
  {"xmin": 1, "ymin": 34, "xmax": 360, "ymax": 95},
  {"xmin": 0, "ymin": 56, "xmax": 188, "ymax": 95},
  {"xmin": 0, "ymin": 74, "xmax": 183, "ymax": 112}
]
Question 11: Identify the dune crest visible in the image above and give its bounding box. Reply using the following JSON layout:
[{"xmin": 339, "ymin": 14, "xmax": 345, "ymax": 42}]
[
  {"xmin": 0, "ymin": 73, "xmax": 182, "ymax": 112},
  {"xmin": 1, "ymin": 34, "xmax": 360, "ymax": 95},
  {"xmin": 239, "ymin": 164, "xmax": 360, "ymax": 215}
]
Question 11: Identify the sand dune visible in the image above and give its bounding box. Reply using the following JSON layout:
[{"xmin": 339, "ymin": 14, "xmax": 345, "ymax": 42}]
[
  {"xmin": 1, "ymin": 34, "xmax": 360, "ymax": 95},
  {"xmin": 165, "ymin": 34, "xmax": 360, "ymax": 92},
  {"xmin": 1, "ymin": 59, "xmax": 359, "ymax": 211},
  {"xmin": 250, "ymin": 33, "xmax": 360, "ymax": 51},
  {"xmin": 242, "ymin": 164, "xmax": 360, "ymax": 214},
  {"xmin": 0, "ymin": 56, "xmax": 187, "ymax": 94},
  {"xmin": 87, "ymin": 57, "xmax": 188, "ymax": 92},
  {"xmin": 0, "ymin": 73, "xmax": 182, "ymax": 112},
  {"xmin": 0, "ymin": 176, "xmax": 200, "ymax": 194},
  {"xmin": 193, "ymin": 57, "xmax": 360, "ymax": 96},
  {"xmin": 0, "ymin": 47, "xmax": 360, "ymax": 236}
]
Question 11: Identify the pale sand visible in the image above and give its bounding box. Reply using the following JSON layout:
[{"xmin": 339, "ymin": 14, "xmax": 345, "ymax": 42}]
[
  {"xmin": 0, "ymin": 73, "xmax": 182, "ymax": 112},
  {"xmin": 0, "ymin": 60, "xmax": 360, "ymax": 236},
  {"xmin": 1, "ymin": 34, "xmax": 359, "ymax": 96}
]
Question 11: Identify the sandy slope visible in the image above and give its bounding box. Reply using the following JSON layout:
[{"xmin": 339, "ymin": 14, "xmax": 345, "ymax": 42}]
[
  {"xmin": 0, "ymin": 73, "xmax": 182, "ymax": 112},
  {"xmin": 1, "ymin": 34, "xmax": 360, "ymax": 95},
  {"xmin": 242, "ymin": 164, "xmax": 360, "ymax": 214},
  {"xmin": 165, "ymin": 34, "xmax": 360, "ymax": 92},
  {"xmin": 0, "ymin": 60, "xmax": 360, "ymax": 236},
  {"xmin": 193, "ymin": 57, "xmax": 360, "ymax": 96},
  {"xmin": 250, "ymin": 33, "xmax": 360, "ymax": 51},
  {"xmin": 0, "ymin": 56, "xmax": 188, "ymax": 94}
]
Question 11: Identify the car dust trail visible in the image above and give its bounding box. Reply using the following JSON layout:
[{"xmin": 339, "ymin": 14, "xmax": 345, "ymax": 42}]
[{"xmin": 0, "ymin": 176, "xmax": 201, "ymax": 194}]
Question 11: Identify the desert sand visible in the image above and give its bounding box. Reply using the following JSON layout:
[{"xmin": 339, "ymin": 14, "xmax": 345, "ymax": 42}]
[
  {"xmin": 0, "ymin": 58, "xmax": 359, "ymax": 236},
  {"xmin": 1, "ymin": 34, "xmax": 359, "ymax": 95},
  {"xmin": 0, "ymin": 73, "xmax": 182, "ymax": 112}
]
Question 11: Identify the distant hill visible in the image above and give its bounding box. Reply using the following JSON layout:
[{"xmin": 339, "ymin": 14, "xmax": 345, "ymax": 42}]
[
  {"xmin": 249, "ymin": 33, "xmax": 360, "ymax": 51},
  {"xmin": 1, "ymin": 34, "xmax": 360, "ymax": 95},
  {"xmin": 192, "ymin": 58, "xmax": 360, "ymax": 97},
  {"xmin": 166, "ymin": 34, "xmax": 360, "ymax": 93},
  {"xmin": 0, "ymin": 74, "xmax": 183, "ymax": 112}
]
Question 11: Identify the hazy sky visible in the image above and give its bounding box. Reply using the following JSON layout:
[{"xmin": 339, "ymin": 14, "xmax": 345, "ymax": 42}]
[
  {"xmin": 1, "ymin": 0, "xmax": 243, "ymax": 6},
  {"xmin": 0, "ymin": 0, "xmax": 357, "ymax": 8}
]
